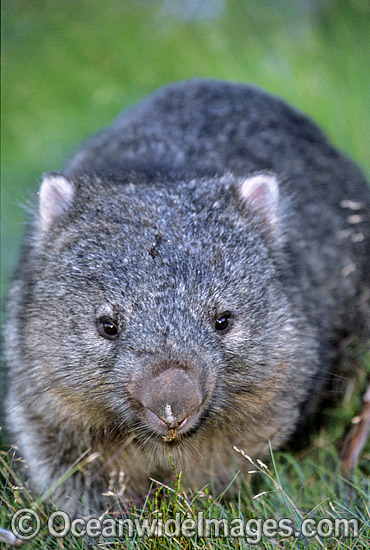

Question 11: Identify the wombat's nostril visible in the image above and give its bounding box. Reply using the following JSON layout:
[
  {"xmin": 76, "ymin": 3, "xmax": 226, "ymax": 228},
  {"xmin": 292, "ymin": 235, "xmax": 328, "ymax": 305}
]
[{"xmin": 135, "ymin": 368, "xmax": 203, "ymax": 435}]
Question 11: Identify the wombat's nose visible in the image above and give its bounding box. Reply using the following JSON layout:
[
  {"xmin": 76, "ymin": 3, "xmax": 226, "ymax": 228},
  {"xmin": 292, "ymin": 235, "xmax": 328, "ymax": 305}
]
[{"xmin": 136, "ymin": 368, "xmax": 203, "ymax": 434}]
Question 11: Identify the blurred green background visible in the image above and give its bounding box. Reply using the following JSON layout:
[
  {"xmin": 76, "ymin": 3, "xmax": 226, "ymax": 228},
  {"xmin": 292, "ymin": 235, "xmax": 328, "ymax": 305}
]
[{"xmin": 2, "ymin": 0, "xmax": 370, "ymax": 302}]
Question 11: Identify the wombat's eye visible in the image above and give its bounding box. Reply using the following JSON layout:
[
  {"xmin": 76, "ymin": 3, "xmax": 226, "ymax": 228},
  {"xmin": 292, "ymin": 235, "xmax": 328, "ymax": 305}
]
[
  {"xmin": 215, "ymin": 312, "xmax": 233, "ymax": 333},
  {"xmin": 97, "ymin": 317, "xmax": 119, "ymax": 340}
]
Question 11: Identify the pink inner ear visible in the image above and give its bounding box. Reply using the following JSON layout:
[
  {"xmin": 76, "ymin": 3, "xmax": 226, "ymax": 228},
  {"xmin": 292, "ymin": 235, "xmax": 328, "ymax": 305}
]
[
  {"xmin": 239, "ymin": 173, "xmax": 279, "ymax": 228},
  {"xmin": 39, "ymin": 173, "xmax": 74, "ymax": 232}
]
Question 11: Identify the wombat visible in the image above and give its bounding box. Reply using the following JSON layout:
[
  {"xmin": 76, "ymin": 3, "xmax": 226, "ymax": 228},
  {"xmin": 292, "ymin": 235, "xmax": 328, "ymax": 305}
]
[{"xmin": 4, "ymin": 78, "xmax": 370, "ymax": 516}]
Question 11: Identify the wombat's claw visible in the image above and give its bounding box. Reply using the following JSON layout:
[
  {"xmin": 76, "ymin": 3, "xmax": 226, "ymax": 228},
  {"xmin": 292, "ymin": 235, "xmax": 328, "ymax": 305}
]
[
  {"xmin": 162, "ymin": 429, "xmax": 178, "ymax": 442},
  {"xmin": 340, "ymin": 382, "xmax": 370, "ymax": 478},
  {"xmin": 0, "ymin": 527, "xmax": 22, "ymax": 546}
]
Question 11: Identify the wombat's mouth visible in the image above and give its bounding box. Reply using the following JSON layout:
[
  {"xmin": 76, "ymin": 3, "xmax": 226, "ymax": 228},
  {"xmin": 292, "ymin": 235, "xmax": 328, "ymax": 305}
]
[{"xmin": 143, "ymin": 401, "xmax": 205, "ymax": 442}]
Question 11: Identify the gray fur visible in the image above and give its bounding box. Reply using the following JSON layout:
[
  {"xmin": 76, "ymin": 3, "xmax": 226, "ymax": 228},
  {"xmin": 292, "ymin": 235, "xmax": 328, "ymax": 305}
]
[{"xmin": 4, "ymin": 78, "xmax": 370, "ymax": 516}]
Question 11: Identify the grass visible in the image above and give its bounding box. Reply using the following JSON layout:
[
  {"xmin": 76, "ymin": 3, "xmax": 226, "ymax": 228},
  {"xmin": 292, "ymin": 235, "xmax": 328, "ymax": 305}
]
[{"xmin": 1, "ymin": 0, "xmax": 370, "ymax": 548}]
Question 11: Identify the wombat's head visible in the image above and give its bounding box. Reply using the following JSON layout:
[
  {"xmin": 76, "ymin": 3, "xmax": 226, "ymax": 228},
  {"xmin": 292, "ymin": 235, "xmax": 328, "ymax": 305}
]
[{"xmin": 8, "ymin": 170, "xmax": 314, "ymax": 463}]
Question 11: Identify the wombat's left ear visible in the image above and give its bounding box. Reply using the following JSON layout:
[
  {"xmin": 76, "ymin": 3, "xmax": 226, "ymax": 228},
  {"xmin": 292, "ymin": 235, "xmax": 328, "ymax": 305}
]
[
  {"xmin": 38, "ymin": 172, "xmax": 74, "ymax": 231},
  {"xmin": 238, "ymin": 172, "xmax": 279, "ymax": 230}
]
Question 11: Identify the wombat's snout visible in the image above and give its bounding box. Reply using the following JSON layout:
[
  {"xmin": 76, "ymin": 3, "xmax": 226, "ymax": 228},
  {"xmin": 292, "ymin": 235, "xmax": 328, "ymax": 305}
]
[{"xmin": 133, "ymin": 368, "xmax": 204, "ymax": 437}]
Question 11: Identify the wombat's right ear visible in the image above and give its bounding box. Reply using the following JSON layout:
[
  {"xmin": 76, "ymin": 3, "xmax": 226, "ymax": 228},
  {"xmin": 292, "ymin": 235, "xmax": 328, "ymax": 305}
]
[{"xmin": 38, "ymin": 172, "xmax": 74, "ymax": 231}]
